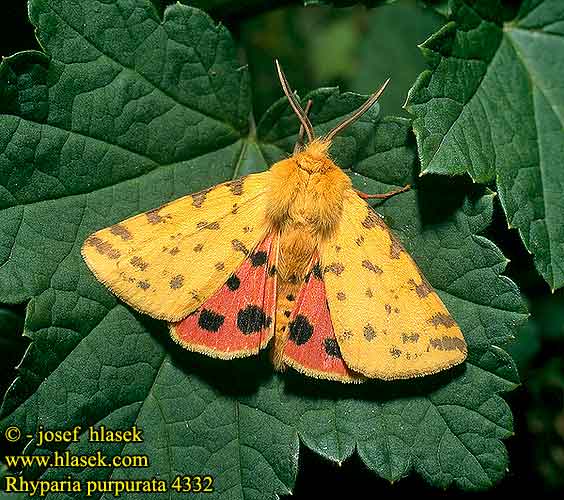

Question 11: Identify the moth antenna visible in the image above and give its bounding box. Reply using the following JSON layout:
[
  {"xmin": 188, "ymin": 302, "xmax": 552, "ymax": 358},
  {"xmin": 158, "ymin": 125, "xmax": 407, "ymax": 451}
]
[
  {"xmin": 324, "ymin": 78, "xmax": 390, "ymax": 142},
  {"xmin": 293, "ymin": 99, "xmax": 313, "ymax": 154},
  {"xmin": 275, "ymin": 60, "xmax": 315, "ymax": 143}
]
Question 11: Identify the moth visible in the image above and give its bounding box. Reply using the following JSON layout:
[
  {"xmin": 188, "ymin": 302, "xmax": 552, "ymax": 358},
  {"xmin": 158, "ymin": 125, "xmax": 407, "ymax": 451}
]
[{"xmin": 82, "ymin": 61, "xmax": 467, "ymax": 383}]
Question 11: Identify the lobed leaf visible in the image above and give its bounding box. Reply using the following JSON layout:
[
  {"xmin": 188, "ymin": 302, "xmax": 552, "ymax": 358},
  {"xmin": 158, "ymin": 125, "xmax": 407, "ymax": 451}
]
[
  {"xmin": 406, "ymin": 0, "xmax": 564, "ymax": 290},
  {"xmin": 0, "ymin": 0, "xmax": 526, "ymax": 497}
]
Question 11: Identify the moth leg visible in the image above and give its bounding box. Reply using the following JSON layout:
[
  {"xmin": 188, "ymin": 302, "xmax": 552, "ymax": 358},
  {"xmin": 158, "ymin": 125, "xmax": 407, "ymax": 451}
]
[
  {"xmin": 354, "ymin": 184, "xmax": 411, "ymax": 200},
  {"xmin": 293, "ymin": 99, "xmax": 314, "ymax": 154}
]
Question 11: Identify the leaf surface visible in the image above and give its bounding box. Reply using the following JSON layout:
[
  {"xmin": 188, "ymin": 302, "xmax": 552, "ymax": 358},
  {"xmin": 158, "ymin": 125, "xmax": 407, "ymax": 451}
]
[{"xmin": 407, "ymin": 0, "xmax": 564, "ymax": 290}]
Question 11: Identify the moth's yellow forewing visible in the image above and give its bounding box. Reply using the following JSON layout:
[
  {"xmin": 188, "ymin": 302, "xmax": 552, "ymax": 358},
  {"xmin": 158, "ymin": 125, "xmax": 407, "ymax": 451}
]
[
  {"xmin": 322, "ymin": 190, "xmax": 467, "ymax": 380},
  {"xmin": 82, "ymin": 173, "xmax": 271, "ymax": 321}
]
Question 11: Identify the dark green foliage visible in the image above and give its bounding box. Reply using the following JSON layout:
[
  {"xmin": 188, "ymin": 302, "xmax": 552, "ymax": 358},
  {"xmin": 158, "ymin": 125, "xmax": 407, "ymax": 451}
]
[{"xmin": 1, "ymin": 0, "xmax": 561, "ymax": 497}]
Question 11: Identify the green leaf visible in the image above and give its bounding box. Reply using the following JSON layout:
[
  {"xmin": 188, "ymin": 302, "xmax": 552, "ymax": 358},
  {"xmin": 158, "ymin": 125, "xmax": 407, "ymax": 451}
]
[
  {"xmin": 406, "ymin": 0, "xmax": 564, "ymax": 290},
  {"xmin": 0, "ymin": 0, "xmax": 525, "ymax": 495},
  {"xmin": 0, "ymin": 307, "xmax": 24, "ymax": 339},
  {"xmin": 350, "ymin": 1, "xmax": 443, "ymax": 116},
  {"xmin": 508, "ymin": 289, "xmax": 564, "ymax": 373},
  {"xmin": 418, "ymin": 0, "xmax": 451, "ymax": 17},
  {"xmin": 506, "ymin": 317, "xmax": 539, "ymax": 372},
  {"xmin": 239, "ymin": 1, "xmax": 441, "ymax": 119},
  {"xmin": 0, "ymin": 306, "xmax": 27, "ymax": 397},
  {"xmin": 531, "ymin": 290, "xmax": 564, "ymax": 340},
  {"xmin": 152, "ymin": 0, "xmax": 394, "ymax": 18},
  {"xmin": 302, "ymin": 0, "xmax": 394, "ymax": 6}
]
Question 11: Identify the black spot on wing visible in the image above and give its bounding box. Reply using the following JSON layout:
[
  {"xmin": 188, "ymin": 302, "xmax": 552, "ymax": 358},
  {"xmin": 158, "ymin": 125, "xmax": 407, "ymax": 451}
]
[
  {"xmin": 170, "ymin": 275, "xmax": 184, "ymax": 289},
  {"xmin": 390, "ymin": 347, "xmax": 402, "ymax": 358},
  {"xmin": 428, "ymin": 313, "xmax": 457, "ymax": 328},
  {"xmin": 429, "ymin": 336, "xmax": 466, "ymax": 352},
  {"xmin": 237, "ymin": 305, "xmax": 271, "ymax": 334},
  {"xmin": 130, "ymin": 256, "xmax": 149, "ymax": 270},
  {"xmin": 137, "ymin": 280, "xmax": 150, "ymax": 290},
  {"xmin": 146, "ymin": 209, "xmax": 170, "ymax": 224},
  {"xmin": 226, "ymin": 177, "xmax": 245, "ymax": 195},
  {"xmin": 362, "ymin": 210, "xmax": 384, "ymax": 229},
  {"xmin": 390, "ymin": 236, "xmax": 403, "ymax": 259},
  {"xmin": 232, "ymin": 239, "xmax": 249, "ymax": 255},
  {"xmin": 198, "ymin": 309, "xmax": 225, "ymax": 332},
  {"xmin": 324, "ymin": 262, "xmax": 345, "ymax": 275},
  {"xmin": 324, "ymin": 338, "xmax": 342, "ymax": 358},
  {"xmin": 250, "ymin": 251, "xmax": 268, "ymax": 267},
  {"xmin": 192, "ymin": 187, "xmax": 212, "ymax": 208},
  {"xmin": 340, "ymin": 330, "xmax": 353, "ymax": 341},
  {"xmin": 85, "ymin": 236, "xmax": 120, "ymax": 259},
  {"xmin": 362, "ymin": 260, "xmax": 383, "ymax": 274},
  {"xmin": 408, "ymin": 278, "xmax": 432, "ymax": 298},
  {"xmin": 110, "ymin": 224, "xmax": 132, "ymax": 240},
  {"xmin": 312, "ymin": 263, "xmax": 323, "ymax": 279},
  {"xmin": 289, "ymin": 315, "xmax": 314, "ymax": 345},
  {"xmin": 226, "ymin": 274, "xmax": 240, "ymax": 291},
  {"xmin": 363, "ymin": 324, "xmax": 376, "ymax": 341}
]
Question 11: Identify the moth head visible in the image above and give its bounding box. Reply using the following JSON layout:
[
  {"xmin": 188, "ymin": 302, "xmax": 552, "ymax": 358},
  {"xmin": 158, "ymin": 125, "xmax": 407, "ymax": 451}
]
[{"xmin": 274, "ymin": 59, "xmax": 390, "ymax": 161}]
